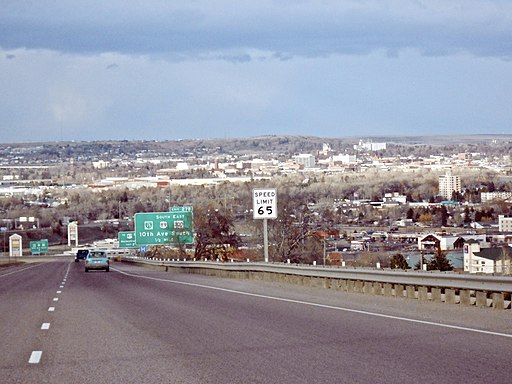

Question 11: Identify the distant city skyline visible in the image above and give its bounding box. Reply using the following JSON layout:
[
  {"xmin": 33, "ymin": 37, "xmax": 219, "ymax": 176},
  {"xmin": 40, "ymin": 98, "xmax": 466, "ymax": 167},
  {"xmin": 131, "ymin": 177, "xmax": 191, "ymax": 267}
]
[{"xmin": 1, "ymin": 1, "xmax": 511, "ymax": 143}]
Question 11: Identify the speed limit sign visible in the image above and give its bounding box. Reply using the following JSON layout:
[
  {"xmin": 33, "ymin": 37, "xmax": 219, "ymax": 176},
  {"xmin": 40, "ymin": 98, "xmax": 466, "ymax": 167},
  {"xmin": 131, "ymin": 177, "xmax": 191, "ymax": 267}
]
[{"xmin": 253, "ymin": 188, "xmax": 277, "ymax": 219}]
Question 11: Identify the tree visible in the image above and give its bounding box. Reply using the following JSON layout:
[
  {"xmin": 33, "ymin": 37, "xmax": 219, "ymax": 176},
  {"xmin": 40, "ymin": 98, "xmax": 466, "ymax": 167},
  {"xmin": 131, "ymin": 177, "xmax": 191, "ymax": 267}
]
[
  {"xmin": 354, "ymin": 251, "xmax": 388, "ymax": 268},
  {"xmin": 439, "ymin": 205, "xmax": 448, "ymax": 227},
  {"xmin": 418, "ymin": 212, "xmax": 433, "ymax": 226},
  {"xmin": 427, "ymin": 247, "xmax": 453, "ymax": 271},
  {"xmin": 194, "ymin": 205, "xmax": 241, "ymax": 261},
  {"xmin": 267, "ymin": 194, "xmax": 322, "ymax": 264},
  {"xmin": 463, "ymin": 206, "xmax": 472, "ymax": 226},
  {"xmin": 390, "ymin": 253, "xmax": 409, "ymax": 270}
]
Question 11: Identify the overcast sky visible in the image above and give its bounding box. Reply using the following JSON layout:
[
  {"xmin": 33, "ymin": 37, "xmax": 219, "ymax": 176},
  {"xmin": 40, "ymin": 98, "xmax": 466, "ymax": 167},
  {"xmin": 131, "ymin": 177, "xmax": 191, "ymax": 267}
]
[{"xmin": 1, "ymin": 1, "xmax": 511, "ymax": 143}]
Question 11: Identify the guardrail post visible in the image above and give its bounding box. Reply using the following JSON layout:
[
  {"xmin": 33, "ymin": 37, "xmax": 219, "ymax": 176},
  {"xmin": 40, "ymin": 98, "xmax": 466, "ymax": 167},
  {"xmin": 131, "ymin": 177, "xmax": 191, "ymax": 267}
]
[
  {"xmin": 445, "ymin": 289, "xmax": 456, "ymax": 304},
  {"xmin": 491, "ymin": 293, "xmax": 505, "ymax": 310},
  {"xmin": 418, "ymin": 286, "xmax": 428, "ymax": 301},
  {"xmin": 406, "ymin": 285, "xmax": 416, "ymax": 299},
  {"xmin": 373, "ymin": 282, "xmax": 383, "ymax": 295},
  {"xmin": 383, "ymin": 283, "xmax": 393, "ymax": 297},
  {"xmin": 337, "ymin": 279, "xmax": 347, "ymax": 292},
  {"xmin": 476, "ymin": 291, "xmax": 488, "ymax": 308},
  {"xmin": 431, "ymin": 288, "xmax": 442, "ymax": 302},
  {"xmin": 460, "ymin": 289, "xmax": 472, "ymax": 306},
  {"xmin": 394, "ymin": 284, "xmax": 404, "ymax": 298}
]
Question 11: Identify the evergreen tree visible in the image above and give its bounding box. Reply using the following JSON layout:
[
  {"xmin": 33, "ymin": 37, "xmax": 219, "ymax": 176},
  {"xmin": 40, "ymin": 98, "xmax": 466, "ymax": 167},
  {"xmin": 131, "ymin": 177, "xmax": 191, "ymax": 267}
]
[
  {"xmin": 463, "ymin": 206, "xmax": 472, "ymax": 226},
  {"xmin": 390, "ymin": 253, "xmax": 409, "ymax": 270},
  {"xmin": 427, "ymin": 247, "xmax": 453, "ymax": 271}
]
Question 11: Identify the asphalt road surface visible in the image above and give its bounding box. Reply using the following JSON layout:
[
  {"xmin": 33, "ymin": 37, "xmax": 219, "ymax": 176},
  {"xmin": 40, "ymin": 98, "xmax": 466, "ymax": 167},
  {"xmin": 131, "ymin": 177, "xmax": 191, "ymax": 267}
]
[{"xmin": 1, "ymin": 260, "xmax": 511, "ymax": 384}]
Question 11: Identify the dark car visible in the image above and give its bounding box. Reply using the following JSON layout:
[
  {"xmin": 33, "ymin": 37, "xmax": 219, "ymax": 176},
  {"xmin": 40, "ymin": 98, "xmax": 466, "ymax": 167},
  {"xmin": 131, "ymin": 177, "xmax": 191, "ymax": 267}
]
[{"xmin": 75, "ymin": 249, "xmax": 89, "ymax": 262}]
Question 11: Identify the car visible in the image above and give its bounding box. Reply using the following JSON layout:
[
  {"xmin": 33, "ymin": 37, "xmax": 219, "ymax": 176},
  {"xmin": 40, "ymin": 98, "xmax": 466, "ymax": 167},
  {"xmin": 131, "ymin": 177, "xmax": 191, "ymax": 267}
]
[
  {"xmin": 75, "ymin": 249, "xmax": 89, "ymax": 262},
  {"xmin": 85, "ymin": 251, "xmax": 110, "ymax": 272}
]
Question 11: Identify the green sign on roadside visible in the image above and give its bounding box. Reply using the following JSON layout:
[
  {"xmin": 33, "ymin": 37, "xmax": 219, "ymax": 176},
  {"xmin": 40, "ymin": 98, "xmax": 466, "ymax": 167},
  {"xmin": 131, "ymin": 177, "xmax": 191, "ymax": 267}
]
[
  {"xmin": 134, "ymin": 208, "xmax": 194, "ymax": 245},
  {"xmin": 30, "ymin": 239, "xmax": 48, "ymax": 254},
  {"xmin": 169, "ymin": 206, "xmax": 193, "ymax": 213},
  {"xmin": 118, "ymin": 231, "xmax": 137, "ymax": 248}
]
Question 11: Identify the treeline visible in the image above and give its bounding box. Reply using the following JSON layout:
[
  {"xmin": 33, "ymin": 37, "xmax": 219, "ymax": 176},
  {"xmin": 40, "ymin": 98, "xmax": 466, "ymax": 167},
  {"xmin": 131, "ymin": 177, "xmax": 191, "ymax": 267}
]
[
  {"xmin": 1, "ymin": 170, "xmax": 510, "ymax": 229},
  {"xmin": 1, "ymin": 169, "xmax": 511, "ymax": 264}
]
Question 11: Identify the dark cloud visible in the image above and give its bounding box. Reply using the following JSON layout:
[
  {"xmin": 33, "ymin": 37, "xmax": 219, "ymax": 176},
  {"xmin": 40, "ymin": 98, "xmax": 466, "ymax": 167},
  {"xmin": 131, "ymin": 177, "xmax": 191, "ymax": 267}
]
[
  {"xmin": 1, "ymin": 1, "xmax": 511, "ymax": 59},
  {"xmin": 5, "ymin": 54, "xmax": 15, "ymax": 59}
]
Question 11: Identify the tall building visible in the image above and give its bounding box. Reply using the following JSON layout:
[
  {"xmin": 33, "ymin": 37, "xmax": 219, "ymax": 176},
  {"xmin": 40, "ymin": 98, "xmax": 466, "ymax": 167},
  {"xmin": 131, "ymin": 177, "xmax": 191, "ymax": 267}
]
[
  {"xmin": 293, "ymin": 154, "xmax": 316, "ymax": 168},
  {"xmin": 438, "ymin": 169, "xmax": 461, "ymax": 200}
]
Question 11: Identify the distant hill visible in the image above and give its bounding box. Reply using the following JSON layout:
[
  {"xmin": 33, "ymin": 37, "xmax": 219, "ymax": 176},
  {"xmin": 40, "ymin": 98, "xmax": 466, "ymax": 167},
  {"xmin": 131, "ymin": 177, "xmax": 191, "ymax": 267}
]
[{"xmin": 1, "ymin": 134, "xmax": 511, "ymax": 162}]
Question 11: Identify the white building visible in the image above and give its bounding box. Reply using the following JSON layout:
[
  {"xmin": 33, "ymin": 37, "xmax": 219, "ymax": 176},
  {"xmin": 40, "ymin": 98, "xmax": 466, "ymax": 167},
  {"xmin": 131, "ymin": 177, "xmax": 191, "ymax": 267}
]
[
  {"xmin": 383, "ymin": 192, "xmax": 407, "ymax": 204},
  {"xmin": 464, "ymin": 241, "xmax": 511, "ymax": 274},
  {"xmin": 92, "ymin": 160, "xmax": 109, "ymax": 169},
  {"xmin": 321, "ymin": 143, "xmax": 332, "ymax": 155},
  {"xmin": 293, "ymin": 154, "xmax": 316, "ymax": 168},
  {"xmin": 354, "ymin": 140, "xmax": 386, "ymax": 151},
  {"xmin": 438, "ymin": 169, "xmax": 461, "ymax": 200},
  {"xmin": 482, "ymin": 192, "xmax": 512, "ymax": 203},
  {"xmin": 332, "ymin": 154, "xmax": 357, "ymax": 164},
  {"xmin": 498, "ymin": 215, "xmax": 512, "ymax": 232},
  {"xmin": 418, "ymin": 233, "xmax": 487, "ymax": 252}
]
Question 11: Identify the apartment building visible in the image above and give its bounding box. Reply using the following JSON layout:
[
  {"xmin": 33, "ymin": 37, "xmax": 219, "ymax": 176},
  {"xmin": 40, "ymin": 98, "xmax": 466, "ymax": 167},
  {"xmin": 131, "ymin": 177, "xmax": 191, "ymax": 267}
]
[
  {"xmin": 499, "ymin": 215, "xmax": 512, "ymax": 232},
  {"xmin": 464, "ymin": 240, "xmax": 512, "ymax": 274},
  {"xmin": 293, "ymin": 154, "xmax": 316, "ymax": 168},
  {"xmin": 438, "ymin": 169, "xmax": 461, "ymax": 200}
]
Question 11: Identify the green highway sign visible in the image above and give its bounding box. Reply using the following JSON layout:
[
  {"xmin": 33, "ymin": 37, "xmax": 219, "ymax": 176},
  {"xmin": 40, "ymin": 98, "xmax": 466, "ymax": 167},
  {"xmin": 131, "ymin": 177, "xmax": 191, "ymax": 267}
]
[
  {"xmin": 30, "ymin": 239, "xmax": 48, "ymax": 254},
  {"xmin": 170, "ymin": 205, "xmax": 193, "ymax": 213},
  {"xmin": 118, "ymin": 231, "xmax": 137, "ymax": 248},
  {"xmin": 134, "ymin": 209, "xmax": 194, "ymax": 245}
]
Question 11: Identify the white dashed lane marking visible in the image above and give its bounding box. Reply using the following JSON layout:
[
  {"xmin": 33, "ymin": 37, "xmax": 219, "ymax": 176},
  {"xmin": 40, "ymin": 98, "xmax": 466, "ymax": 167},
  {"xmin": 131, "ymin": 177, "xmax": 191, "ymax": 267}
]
[
  {"xmin": 41, "ymin": 323, "xmax": 50, "ymax": 330},
  {"xmin": 48, "ymin": 307, "xmax": 55, "ymax": 312},
  {"xmin": 29, "ymin": 351, "xmax": 42, "ymax": 364}
]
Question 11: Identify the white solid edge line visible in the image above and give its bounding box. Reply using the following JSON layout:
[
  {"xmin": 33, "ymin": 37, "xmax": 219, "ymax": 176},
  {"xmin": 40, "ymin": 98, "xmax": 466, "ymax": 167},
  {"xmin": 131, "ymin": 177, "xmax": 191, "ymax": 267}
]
[
  {"xmin": 112, "ymin": 267, "xmax": 512, "ymax": 340},
  {"xmin": 29, "ymin": 351, "xmax": 42, "ymax": 364}
]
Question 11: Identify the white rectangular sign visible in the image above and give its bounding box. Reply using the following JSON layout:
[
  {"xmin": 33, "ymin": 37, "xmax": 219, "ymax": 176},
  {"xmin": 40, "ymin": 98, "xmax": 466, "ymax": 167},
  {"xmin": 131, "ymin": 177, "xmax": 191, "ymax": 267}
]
[{"xmin": 253, "ymin": 188, "xmax": 277, "ymax": 219}]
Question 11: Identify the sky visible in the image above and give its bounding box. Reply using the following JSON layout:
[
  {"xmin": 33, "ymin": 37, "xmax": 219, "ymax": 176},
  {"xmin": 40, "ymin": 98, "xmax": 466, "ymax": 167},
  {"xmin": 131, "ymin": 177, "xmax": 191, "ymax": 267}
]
[{"xmin": 1, "ymin": 1, "xmax": 511, "ymax": 143}]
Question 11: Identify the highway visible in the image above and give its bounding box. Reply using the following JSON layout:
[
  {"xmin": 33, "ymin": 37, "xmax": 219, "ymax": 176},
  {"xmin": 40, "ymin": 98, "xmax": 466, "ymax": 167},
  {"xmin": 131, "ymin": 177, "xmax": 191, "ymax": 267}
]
[{"xmin": 1, "ymin": 260, "xmax": 511, "ymax": 384}]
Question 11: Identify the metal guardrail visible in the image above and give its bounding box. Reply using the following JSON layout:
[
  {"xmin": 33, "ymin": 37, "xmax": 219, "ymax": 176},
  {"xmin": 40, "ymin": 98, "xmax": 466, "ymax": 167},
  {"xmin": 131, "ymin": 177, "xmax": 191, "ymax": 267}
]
[{"xmin": 123, "ymin": 257, "xmax": 512, "ymax": 293}]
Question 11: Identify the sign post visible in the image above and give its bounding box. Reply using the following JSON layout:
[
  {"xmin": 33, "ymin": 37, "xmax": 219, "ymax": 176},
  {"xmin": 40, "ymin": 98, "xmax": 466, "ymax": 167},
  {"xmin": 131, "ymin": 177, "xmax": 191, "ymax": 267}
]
[{"xmin": 252, "ymin": 188, "xmax": 277, "ymax": 262}]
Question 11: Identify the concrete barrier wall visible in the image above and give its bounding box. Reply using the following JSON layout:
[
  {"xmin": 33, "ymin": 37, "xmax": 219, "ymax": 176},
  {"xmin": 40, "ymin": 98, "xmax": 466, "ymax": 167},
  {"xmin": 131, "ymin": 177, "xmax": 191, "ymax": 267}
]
[{"xmin": 122, "ymin": 259, "xmax": 512, "ymax": 310}]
